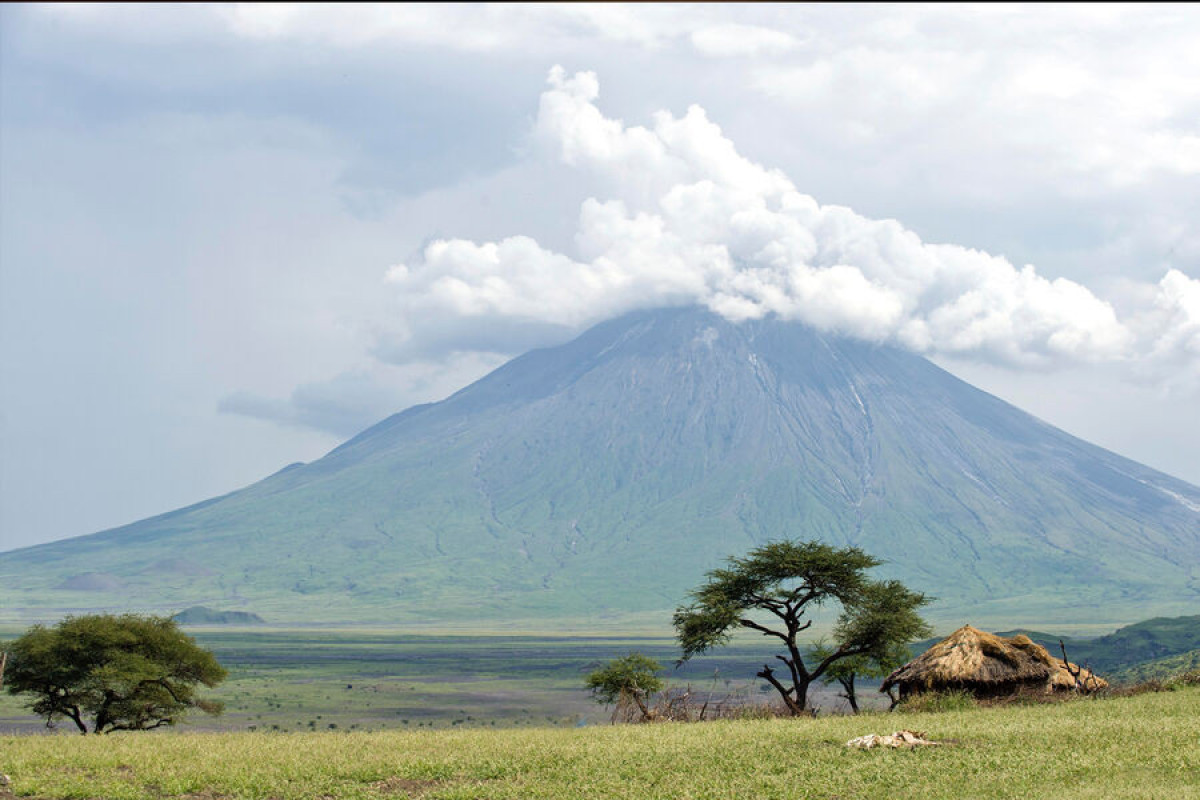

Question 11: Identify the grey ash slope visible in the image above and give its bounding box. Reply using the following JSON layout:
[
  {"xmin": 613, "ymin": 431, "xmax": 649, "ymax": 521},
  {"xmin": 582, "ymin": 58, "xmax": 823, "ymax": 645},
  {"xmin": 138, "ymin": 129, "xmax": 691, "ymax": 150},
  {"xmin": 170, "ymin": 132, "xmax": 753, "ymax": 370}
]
[{"xmin": 3, "ymin": 308, "xmax": 1198, "ymax": 626}]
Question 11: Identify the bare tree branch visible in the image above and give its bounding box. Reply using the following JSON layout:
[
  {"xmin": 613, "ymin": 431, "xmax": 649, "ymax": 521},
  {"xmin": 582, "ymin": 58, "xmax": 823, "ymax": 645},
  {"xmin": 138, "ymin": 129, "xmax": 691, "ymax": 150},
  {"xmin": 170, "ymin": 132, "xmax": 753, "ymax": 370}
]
[{"xmin": 738, "ymin": 618, "xmax": 790, "ymax": 642}]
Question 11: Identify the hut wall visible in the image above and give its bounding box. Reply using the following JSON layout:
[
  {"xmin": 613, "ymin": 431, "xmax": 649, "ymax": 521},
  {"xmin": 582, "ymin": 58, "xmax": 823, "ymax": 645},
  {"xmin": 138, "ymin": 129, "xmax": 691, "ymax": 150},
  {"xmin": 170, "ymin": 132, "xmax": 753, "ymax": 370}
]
[{"xmin": 897, "ymin": 677, "xmax": 1049, "ymax": 700}]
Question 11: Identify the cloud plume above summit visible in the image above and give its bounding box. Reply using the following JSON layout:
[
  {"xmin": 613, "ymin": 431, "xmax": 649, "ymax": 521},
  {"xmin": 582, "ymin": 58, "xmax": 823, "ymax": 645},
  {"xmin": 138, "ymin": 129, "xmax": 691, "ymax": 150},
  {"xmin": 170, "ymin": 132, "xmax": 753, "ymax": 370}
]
[{"xmin": 387, "ymin": 68, "xmax": 1200, "ymax": 377}]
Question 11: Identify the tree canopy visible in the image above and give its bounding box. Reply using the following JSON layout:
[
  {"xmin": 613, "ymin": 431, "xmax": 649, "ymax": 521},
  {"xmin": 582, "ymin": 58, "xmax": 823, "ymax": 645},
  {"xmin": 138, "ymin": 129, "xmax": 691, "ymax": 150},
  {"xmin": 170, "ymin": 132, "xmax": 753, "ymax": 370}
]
[
  {"xmin": 3, "ymin": 613, "xmax": 227, "ymax": 734},
  {"xmin": 673, "ymin": 540, "xmax": 930, "ymax": 714}
]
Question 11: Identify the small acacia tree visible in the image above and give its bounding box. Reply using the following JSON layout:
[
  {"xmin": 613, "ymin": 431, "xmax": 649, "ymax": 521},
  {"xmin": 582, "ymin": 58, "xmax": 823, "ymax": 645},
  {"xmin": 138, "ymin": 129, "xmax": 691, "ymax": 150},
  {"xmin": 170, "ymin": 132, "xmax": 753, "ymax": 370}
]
[
  {"xmin": 674, "ymin": 540, "xmax": 930, "ymax": 715},
  {"xmin": 4, "ymin": 613, "xmax": 227, "ymax": 734},
  {"xmin": 585, "ymin": 653, "xmax": 664, "ymax": 722},
  {"xmin": 813, "ymin": 639, "xmax": 912, "ymax": 714}
]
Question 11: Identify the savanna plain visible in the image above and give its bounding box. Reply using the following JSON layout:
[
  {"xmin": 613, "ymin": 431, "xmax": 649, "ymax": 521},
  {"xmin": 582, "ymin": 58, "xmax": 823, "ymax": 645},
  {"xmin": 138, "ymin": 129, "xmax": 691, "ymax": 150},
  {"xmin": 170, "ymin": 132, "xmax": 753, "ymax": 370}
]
[
  {"xmin": 0, "ymin": 629, "xmax": 804, "ymax": 735},
  {"xmin": 2, "ymin": 628, "xmax": 1199, "ymax": 799}
]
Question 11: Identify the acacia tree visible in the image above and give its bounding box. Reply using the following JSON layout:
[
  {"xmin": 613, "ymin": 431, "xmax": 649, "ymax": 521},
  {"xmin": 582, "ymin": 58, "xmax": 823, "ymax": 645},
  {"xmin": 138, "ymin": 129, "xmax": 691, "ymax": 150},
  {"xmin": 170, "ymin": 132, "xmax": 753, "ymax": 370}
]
[
  {"xmin": 585, "ymin": 653, "xmax": 664, "ymax": 722},
  {"xmin": 3, "ymin": 614, "xmax": 226, "ymax": 734},
  {"xmin": 673, "ymin": 540, "xmax": 930, "ymax": 715}
]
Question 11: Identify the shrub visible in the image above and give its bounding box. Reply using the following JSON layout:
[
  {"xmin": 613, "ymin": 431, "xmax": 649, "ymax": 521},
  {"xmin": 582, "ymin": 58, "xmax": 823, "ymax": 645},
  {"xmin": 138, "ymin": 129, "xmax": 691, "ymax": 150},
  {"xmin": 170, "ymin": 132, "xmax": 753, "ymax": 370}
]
[
  {"xmin": 979, "ymin": 686, "xmax": 1073, "ymax": 708},
  {"xmin": 1165, "ymin": 670, "xmax": 1200, "ymax": 689},
  {"xmin": 1109, "ymin": 679, "xmax": 1168, "ymax": 698}
]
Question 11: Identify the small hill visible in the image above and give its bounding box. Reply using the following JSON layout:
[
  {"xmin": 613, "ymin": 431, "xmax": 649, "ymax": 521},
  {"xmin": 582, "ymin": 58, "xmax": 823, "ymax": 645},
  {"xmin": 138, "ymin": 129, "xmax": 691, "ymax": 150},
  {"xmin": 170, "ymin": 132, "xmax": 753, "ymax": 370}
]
[{"xmin": 172, "ymin": 606, "xmax": 265, "ymax": 625}]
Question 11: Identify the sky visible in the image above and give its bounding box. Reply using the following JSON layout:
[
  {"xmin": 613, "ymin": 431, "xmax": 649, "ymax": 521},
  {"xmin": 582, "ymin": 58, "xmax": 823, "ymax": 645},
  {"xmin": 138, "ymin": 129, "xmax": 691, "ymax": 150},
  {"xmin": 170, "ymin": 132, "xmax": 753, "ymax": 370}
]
[{"xmin": 2, "ymin": 4, "xmax": 1198, "ymax": 552}]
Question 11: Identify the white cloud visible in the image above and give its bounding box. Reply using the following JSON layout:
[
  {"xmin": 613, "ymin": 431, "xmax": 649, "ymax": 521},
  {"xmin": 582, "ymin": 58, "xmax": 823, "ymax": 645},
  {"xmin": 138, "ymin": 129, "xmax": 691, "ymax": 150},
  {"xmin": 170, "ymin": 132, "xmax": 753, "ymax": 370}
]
[
  {"xmin": 35, "ymin": 4, "xmax": 791, "ymax": 60},
  {"xmin": 217, "ymin": 3, "xmax": 514, "ymax": 51},
  {"xmin": 211, "ymin": 3, "xmax": 686, "ymax": 52},
  {"xmin": 1123, "ymin": 269, "xmax": 1200, "ymax": 391},
  {"xmin": 749, "ymin": 7, "xmax": 1200, "ymax": 190},
  {"xmin": 388, "ymin": 68, "xmax": 1198, "ymax": 373},
  {"xmin": 690, "ymin": 24, "xmax": 800, "ymax": 58}
]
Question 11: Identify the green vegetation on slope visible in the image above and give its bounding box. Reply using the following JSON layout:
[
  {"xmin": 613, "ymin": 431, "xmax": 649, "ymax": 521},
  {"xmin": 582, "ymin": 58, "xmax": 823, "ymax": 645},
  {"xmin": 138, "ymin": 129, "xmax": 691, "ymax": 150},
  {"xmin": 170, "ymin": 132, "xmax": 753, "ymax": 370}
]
[
  {"xmin": 2, "ymin": 687, "xmax": 1198, "ymax": 799},
  {"xmin": 1111, "ymin": 650, "xmax": 1200, "ymax": 683}
]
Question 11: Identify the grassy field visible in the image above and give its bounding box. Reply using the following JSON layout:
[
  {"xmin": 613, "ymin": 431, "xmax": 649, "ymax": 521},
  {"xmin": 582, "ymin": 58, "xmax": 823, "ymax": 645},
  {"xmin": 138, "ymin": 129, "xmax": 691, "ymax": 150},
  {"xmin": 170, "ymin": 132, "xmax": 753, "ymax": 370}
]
[{"xmin": 1, "ymin": 686, "xmax": 1197, "ymax": 799}]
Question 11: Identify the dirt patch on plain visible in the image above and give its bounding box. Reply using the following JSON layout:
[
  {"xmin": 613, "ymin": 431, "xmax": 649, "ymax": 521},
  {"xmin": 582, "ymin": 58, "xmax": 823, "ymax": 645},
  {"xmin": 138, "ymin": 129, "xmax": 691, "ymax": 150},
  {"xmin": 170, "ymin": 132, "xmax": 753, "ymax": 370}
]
[{"xmin": 369, "ymin": 776, "xmax": 446, "ymax": 796}]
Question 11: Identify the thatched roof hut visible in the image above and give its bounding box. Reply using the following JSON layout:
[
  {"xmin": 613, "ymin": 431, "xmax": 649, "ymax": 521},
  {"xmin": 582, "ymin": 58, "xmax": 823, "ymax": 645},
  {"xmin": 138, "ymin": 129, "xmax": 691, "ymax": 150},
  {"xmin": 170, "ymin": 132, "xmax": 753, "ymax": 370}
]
[
  {"xmin": 1048, "ymin": 659, "xmax": 1108, "ymax": 692},
  {"xmin": 881, "ymin": 625, "xmax": 1106, "ymax": 699}
]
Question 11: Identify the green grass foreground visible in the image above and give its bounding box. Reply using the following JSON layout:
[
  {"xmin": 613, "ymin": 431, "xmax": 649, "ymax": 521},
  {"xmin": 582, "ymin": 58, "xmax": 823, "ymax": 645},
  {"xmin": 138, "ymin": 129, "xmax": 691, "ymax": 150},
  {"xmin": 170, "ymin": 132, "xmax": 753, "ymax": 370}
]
[{"xmin": 3, "ymin": 687, "xmax": 1198, "ymax": 800}]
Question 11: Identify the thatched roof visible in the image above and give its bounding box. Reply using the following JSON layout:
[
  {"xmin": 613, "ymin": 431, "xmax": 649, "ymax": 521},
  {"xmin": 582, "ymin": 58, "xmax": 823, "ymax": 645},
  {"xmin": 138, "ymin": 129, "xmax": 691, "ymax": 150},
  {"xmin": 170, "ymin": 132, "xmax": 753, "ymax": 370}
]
[
  {"xmin": 1049, "ymin": 660, "xmax": 1108, "ymax": 691},
  {"xmin": 882, "ymin": 625, "xmax": 1058, "ymax": 694}
]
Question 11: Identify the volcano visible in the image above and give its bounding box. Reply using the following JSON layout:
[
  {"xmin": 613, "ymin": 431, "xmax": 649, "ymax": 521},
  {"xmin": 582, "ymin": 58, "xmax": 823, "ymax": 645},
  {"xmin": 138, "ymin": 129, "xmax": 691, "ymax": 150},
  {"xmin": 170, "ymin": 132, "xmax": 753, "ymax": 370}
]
[{"xmin": 3, "ymin": 307, "xmax": 1198, "ymax": 627}]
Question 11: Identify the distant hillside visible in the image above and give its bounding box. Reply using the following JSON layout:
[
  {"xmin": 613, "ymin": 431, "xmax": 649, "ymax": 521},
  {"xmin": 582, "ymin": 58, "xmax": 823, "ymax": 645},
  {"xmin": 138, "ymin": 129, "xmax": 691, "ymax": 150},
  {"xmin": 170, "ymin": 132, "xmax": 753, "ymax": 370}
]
[
  {"xmin": 1051, "ymin": 616, "xmax": 1200, "ymax": 673},
  {"xmin": 172, "ymin": 606, "xmax": 265, "ymax": 625},
  {"xmin": 1, "ymin": 307, "xmax": 1197, "ymax": 626},
  {"xmin": 1110, "ymin": 650, "xmax": 1200, "ymax": 683}
]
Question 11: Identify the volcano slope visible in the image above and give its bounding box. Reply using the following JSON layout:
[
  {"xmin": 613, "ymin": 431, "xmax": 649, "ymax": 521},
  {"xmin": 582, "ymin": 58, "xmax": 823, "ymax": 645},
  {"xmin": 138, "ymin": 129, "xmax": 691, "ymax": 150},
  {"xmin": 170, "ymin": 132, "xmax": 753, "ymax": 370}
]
[{"xmin": 3, "ymin": 307, "xmax": 1197, "ymax": 627}]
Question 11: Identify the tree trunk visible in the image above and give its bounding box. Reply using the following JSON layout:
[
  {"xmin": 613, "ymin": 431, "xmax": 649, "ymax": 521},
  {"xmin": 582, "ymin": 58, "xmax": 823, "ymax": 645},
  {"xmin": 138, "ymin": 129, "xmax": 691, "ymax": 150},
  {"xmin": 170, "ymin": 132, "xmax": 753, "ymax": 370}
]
[
  {"xmin": 631, "ymin": 690, "xmax": 650, "ymax": 721},
  {"xmin": 93, "ymin": 689, "xmax": 122, "ymax": 734},
  {"xmin": 793, "ymin": 676, "xmax": 812, "ymax": 715},
  {"xmin": 65, "ymin": 706, "xmax": 88, "ymax": 735},
  {"xmin": 758, "ymin": 666, "xmax": 796, "ymax": 714},
  {"xmin": 757, "ymin": 664, "xmax": 806, "ymax": 715},
  {"xmin": 838, "ymin": 674, "xmax": 859, "ymax": 714}
]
